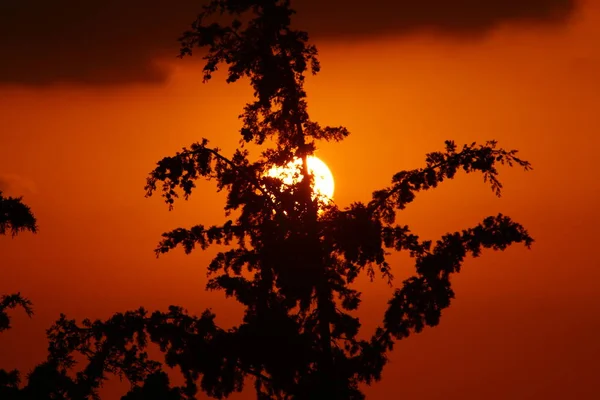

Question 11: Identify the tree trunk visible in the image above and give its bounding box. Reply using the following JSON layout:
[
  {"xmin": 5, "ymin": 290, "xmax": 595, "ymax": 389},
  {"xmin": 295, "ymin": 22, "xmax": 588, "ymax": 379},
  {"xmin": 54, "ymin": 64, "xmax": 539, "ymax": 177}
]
[{"xmin": 299, "ymin": 150, "xmax": 336, "ymax": 398}]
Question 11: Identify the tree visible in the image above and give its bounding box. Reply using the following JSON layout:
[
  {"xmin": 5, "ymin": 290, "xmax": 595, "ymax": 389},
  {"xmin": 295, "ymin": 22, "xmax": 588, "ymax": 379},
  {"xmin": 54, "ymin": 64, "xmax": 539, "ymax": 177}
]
[
  {"xmin": 0, "ymin": 191, "xmax": 37, "ymax": 398},
  {"xmin": 0, "ymin": 190, "xmax": 37, "ymax": 331},
  {"xmin": 25, "ymin": 1, "xmax": 533, "ymax": 399}
]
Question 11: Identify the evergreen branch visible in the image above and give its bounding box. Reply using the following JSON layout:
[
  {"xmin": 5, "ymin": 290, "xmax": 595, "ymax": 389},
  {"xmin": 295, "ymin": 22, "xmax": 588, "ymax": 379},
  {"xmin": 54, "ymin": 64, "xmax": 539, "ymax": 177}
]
[
  {"xmin": 43, "ymin": 306, "xmax": 281, "ymax": 398},
  {"xmin": 353, "ymin": 214, "xmax": 534, "ymax": 383},
  {"xmin": 382, "ymin": 214, "xmax": 532, "ymax": 341},
  {"xmin": 0, "ymin": 293, "xmax": 34, "ymax": 333},
  {"xmin": 154, "ymin": 220, "xmax": 244, "ymax": 256},
  {"xmin": 0, "ymin": 191, "xmax": 38, "ymax": 236},
  {"xmin": 145, "ymin": 140, "xmax": 280, "ymax": 212},
  {"xmin": 368, "ymin": 140, "xmax": 532, "ymax": 222}
]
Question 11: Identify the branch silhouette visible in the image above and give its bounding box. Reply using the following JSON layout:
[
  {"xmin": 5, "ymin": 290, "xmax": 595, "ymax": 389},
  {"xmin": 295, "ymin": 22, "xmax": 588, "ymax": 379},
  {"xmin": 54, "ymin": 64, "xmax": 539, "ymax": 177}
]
[
  {"xmin": 0, "ymin": 191, "xmax": 37, "ymax": 236},
  {"xmin": 0, "ymin": 293, "xmax": 33, "ymax": 333}
]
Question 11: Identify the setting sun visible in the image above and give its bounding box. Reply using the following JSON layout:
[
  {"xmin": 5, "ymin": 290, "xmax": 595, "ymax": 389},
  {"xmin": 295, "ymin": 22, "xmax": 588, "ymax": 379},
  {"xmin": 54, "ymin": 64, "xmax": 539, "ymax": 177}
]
[{"xmin": 266, "ymin": 156, "xmax": 335, "ymax": 202}]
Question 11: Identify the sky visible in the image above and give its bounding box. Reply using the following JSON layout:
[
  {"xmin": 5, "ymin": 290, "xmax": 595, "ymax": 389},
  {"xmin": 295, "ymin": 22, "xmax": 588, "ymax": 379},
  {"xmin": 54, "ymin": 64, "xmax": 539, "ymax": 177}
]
[{"xmin": 1, "ymin": 0, "xmax": 599, "ymax": 398}]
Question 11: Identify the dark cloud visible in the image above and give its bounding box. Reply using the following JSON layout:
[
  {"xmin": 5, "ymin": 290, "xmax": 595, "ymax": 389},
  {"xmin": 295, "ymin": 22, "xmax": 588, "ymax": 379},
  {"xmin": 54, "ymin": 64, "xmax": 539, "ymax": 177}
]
[
  {"xmin": 304, "ymin": 0, "xmax": 576, "ymax": 37},
  {"xmin": 0, "ymin": 0, "xmax": 577, "ymax": 86}
]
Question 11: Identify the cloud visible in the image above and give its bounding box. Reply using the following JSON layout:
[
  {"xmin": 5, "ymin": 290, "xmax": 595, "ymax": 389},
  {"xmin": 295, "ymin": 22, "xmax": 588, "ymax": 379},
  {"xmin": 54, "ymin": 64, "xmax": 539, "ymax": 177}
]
[
  {"xmin": 0, "ymin": 0, "xmax": 577, "ymax": 86},
  {"xmin": 300, "ymin": 0, "xmax": 577, "ymax": 38}
]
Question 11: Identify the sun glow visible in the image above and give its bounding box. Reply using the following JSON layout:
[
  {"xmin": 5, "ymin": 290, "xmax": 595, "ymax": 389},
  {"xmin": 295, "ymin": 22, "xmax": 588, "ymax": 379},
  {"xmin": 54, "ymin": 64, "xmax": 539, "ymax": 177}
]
[{"xmin": 266, "ymin": 156, "xmax": 335, "ymax": 203}]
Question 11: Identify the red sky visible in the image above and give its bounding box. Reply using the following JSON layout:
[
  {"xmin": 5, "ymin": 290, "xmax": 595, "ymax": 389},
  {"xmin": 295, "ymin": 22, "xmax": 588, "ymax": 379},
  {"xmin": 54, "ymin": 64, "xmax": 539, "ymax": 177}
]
[{"xmin": 1, "ymin": 1, "xmax": 599, "ymax": 398}]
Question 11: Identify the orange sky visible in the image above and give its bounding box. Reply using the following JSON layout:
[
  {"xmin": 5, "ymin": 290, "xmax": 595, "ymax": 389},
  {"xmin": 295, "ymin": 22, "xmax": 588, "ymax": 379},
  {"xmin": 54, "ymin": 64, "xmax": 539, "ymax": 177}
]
[{"xmin": 1, "ymin": 1, "xmax": 599, "ymax": 399}]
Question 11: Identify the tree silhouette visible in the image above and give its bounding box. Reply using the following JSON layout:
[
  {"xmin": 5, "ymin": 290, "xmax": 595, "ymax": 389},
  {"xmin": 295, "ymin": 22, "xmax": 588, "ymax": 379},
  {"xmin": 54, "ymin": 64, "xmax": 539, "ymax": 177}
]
[
  {"xmin": 0, "ymin": 191, "xmax": 37, "ymax": 398},
  {"xmin": 0, "ymin": 190, "xmax": 37, "ymax": 331},
  {"xmin": 18, "ymin": 1, "xmax": 533, "ymax": 399}
]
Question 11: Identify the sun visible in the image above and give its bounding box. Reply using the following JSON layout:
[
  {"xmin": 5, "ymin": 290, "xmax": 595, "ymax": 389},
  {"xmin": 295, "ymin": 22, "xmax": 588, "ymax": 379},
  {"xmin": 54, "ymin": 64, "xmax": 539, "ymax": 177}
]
[{"xmin": 266, "ymin": 156, "xmax": 334, "ymax": 203}]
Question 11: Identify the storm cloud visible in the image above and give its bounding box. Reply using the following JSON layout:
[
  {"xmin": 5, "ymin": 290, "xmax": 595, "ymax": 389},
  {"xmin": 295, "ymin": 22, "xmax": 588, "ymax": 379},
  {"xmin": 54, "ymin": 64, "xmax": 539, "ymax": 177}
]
[{"xmin": 0, "ymin": 0, "xmax": 577, "ymax": 86}]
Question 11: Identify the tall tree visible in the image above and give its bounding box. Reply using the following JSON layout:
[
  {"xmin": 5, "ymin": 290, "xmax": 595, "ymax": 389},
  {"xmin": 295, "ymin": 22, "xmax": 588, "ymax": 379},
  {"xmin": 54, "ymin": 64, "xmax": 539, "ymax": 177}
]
[{"xmin": 30, "ymin": 1, "xmax": 533, "ymax": 399}]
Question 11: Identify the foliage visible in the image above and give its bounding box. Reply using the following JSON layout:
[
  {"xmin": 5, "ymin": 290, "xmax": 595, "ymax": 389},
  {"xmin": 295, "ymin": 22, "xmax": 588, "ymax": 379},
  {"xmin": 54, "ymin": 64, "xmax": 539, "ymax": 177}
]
[
  {"xmin": 0, "ymin": 293, "xmax": 33, "ymax": 333},
  {"xmin": 0, "ymin": 191, "xmax": 37, "ymax": 236},
  {"xmin": 0, "ymin": 191, "xmax": 36, "ymax": 332},
  {"xmin": 6, "ymin": 1, "xmax": 533, "ymax": 399},
  {"xmin": 0, "ymin": 193, "xmax": 37, "ymax": 398}
]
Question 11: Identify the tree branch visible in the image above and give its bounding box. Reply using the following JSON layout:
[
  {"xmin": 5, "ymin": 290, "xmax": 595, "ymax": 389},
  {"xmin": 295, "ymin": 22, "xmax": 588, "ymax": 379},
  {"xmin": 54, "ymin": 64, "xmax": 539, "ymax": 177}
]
[
  {"xmin": 367, "ymin": 140, "xmax": 532, "ymax": 219},
  {"xmin": 0, "ymin": 293, "xmax": 34, "ymax": 333}
]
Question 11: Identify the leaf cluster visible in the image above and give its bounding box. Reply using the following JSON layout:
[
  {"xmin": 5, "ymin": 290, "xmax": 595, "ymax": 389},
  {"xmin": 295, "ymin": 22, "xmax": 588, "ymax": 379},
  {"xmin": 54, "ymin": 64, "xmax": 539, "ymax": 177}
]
[{"xmin": 0, "ymin": 191, "xmax": 37, "ymax": 236}]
